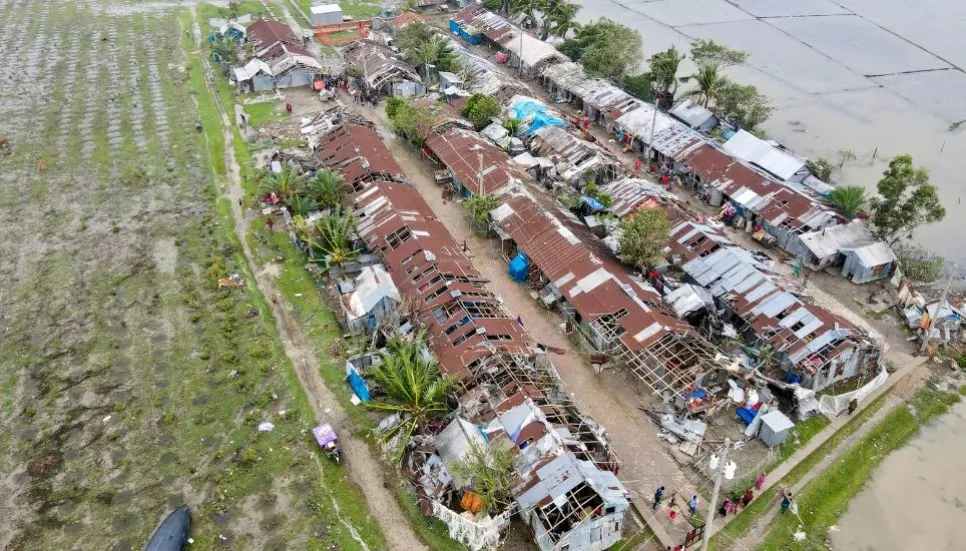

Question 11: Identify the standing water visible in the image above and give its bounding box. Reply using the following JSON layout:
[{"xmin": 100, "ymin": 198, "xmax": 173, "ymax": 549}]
[{"xmin": 833, "ymin": 399, "xmax": 966, "ymax": 550}]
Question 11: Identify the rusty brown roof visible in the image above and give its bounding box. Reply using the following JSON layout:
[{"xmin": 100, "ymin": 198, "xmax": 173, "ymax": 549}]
[
  {"xmin": 425, "ymin": 127, "xmax": 527, "ymax": 195},
  {"xmin": 491, "ymin": 184, "xmax": 702, "ymax": 351},
  {"xmin": 315, "ymin": 123, "xmax": 405, "ymax": 185},
  {"xmin": 247, "ymin": 19, "xmax": 299, "ymax": 49}
]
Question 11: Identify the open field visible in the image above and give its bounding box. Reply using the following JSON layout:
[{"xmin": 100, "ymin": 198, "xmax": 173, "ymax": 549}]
[{"xmin": 0, "ymin": 1, "xmax": 385, "ymax": 549}]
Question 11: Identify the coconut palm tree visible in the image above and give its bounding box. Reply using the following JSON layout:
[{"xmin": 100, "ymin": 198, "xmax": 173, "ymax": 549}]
[
  {"xmin": 682, "ymin": 64, "xmax": 727, "ymax": 108},
  {"xmin": 828, "ymin": 186, "xmax": 867, "ymax": 219},
  {"xmin": 259, "ymin": 165, "xmax": 305, "ymax": 200},
  {"xmin": 539, "ymin": 0, "xmax": 581, "ymax": 40},
  {"xmin": 285, "ymin": 194, "xmax": 319, "ymax": 217},
  {"xmin": 648, "ymin": 46, "xmax": 686, "ymax": 106},
  {"xmin": 313, "ymin": 208, "xmax": 359, "ymax": 269},
  {"xmin": 367, "ymin": 333, "xmax": 455, "ymax": 463},
  {"xmin": 305, "ymin": 169, "xmax": 349, "ymax": 209}
]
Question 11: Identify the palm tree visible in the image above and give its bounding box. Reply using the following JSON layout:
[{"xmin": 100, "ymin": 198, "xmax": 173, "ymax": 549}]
[
  {"xmin": 539, "ymin": 0, "xmax": 581, "ymax": 40},
  {"xmin": 828, "ymin": 186, "xmax": 867, "ymax": 219},
  {"xmin": 682, "ymin": 64, "xmax": 727, "ymax": 108},
  {"xmin": 313, "ymin": 208, "xmax": 359, "ymax": 269},
  {"xmin": 367, "ymin": 333, "xmax": 455, "ymax": 463},
  {"xmin": 260, "ymin": 165, "xmax": 305, "ymax": 200},
  {"xmin": 285, "ymin": 194, "xmax": 319, "ymax": 217},
  {"xmin": 305, "ymin": 169, "xmax": 349, "ymax": 208},
  {"xmin": 649, "ymin": 46, "xmax": 686, "ymax": 106}
]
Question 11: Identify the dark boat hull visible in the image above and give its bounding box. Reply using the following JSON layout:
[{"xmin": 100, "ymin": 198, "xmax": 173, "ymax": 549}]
[{"xmin": 145, "ymin": 505, "xmax": 191, "ymax": 551}]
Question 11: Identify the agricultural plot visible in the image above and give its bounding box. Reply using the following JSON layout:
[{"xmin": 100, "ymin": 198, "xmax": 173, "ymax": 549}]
[{"xmin": 0, "ymin": 1, "xmax": 383, "ymax": 549}]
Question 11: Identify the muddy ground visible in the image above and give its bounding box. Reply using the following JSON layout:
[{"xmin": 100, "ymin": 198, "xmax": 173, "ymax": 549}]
[{"xmin": 0, "ymin": 1, "xmax": 383, "ymax": 549}]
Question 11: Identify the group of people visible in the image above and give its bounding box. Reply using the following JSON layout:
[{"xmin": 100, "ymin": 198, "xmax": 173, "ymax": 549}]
[{"xmin": 719, "ymin": 471, "xmax": 768, "ymax": 518}]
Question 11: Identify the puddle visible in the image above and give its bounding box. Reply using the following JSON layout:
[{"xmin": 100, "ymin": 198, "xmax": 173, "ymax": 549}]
[{"xmin": 833, "ymin": 400, "xmax": 966, "ymax": 550}]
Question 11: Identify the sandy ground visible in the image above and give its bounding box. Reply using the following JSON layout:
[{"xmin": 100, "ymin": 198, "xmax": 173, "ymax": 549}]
[{"xmin": 192, "ymin": 7, "xmax": 427, "ymax": 548}]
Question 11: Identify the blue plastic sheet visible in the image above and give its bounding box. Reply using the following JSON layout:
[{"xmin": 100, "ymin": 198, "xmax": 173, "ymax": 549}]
[
  {"xmin": 736, "ymin": 407, "xmax": 757, "ymax": 425},
  {"xmin": 508, "ymin": 253, "xmax": 528, "ymax": 282},
  {"xmin": 347, "ymin": 369, "xmax": 370, "ymax": 402},
  {"xmin": 509, "ymin": 98, "xmax": 567, "ymax": 135},
  {"xmin": 580, "ymin": 196, "xmax": 607, "ymax": 212}
]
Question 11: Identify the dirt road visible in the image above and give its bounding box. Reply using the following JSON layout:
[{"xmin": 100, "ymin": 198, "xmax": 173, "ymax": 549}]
[
  {"xmin": 350, "ymin": 100, "xmax": 693, "ymax": 547},
  {"xmin": 190, "ymin": 9, "xmax": 426, "ymax": 550}
]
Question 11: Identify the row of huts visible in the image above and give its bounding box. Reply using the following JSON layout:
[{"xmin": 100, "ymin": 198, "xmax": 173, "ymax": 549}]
[
  {"xmin": 305, "ymin": 115, "xmax": 631, "ymax": 551},
  {"xmin": 447, "ymin": 4, "xmax": 897, "ymax": 285}
]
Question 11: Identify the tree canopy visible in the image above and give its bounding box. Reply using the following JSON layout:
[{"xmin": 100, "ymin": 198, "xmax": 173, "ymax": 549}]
[
  {"xmin": 618, "ymin": 208, "xmax": 671, "ymax": 270},
  {"xmin": 387, "ymin": 99, "xmax": 437, "ymax": 146},
  {"xmin": 715, "ymin": 81, "xmax": 773, "ymax": 132},
  {"xmin": 648, "ymin": 46, "xmax": 686, "ymax": 106},
  {"xmin": 461, "ymin": 94, "xmax": 502, "ymax": 130},
  {"xmin": 869, "ymin": 154, "xmax": 946, "ymax": 245},
  {"xmin": 689, "ymin": 39, "xmax": 748, "ymax": 69},
  {"xmin": 449, "ymin": 441, "xmax": 517, "ymax": 515},
  {"xmin": 559, "ymin": 19, "xmax": 642, "ymax": 81}
]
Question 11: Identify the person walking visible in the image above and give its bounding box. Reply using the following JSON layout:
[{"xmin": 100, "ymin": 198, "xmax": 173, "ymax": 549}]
[
  {"xmin": 688, "ymin": 495, "xmax": 698, "ymax": 517},
  {"xmin": 653, "ymin": 486, "xmax": 665, "ymax": 510},
  {"xmin": 755, "ymin": 472, "xmax": 767, "ymax": 491},
  {"xmin": 781, "ymin": 491, "xmax": 792, "ymax": 514}
]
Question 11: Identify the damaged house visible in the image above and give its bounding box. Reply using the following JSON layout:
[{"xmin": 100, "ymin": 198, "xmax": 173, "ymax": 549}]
[
  {"xmin": 683, "ymin": 247, "xmax": 880, "ymax": 391},
  {"xmin": 451, "ymin": 5, "xmax": 569, "ymax": 76},
  {"xmin": 489, "ymin": 183, "xmax": 724, "ymax": 399},
  {"xmin": 333, "ymin": 167, "xmax": 627, "ymax": 549},
  {"xmin": 311, "ymin": 122, "xmax": 407, "ymax": 188},
  {"xmin": 342, "ymin": 39, "xmax": 425, "ymax": 98},
  {"xmin": 446, "ymin": 37, "xmax": 533, "ymax": 100},
  {"xmin": 527, "ymin": 124, "xmax": 622, "ymax": 186},
  {"xmin": 424, "ymin": 127, "xmax": 530, "ymax": 196},
  {"xmin": 232, "ymin": 20, "xmax": 323, "ymax": 92},
  {"xmin": 339, "ymin": 265, "xmax": 402, "ymax": 332}
]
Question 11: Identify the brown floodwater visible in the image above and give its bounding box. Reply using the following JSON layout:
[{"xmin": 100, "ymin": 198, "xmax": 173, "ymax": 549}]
[{"xmin": 832, "ymin": 399, "xmax": 966, "ymax": 550}]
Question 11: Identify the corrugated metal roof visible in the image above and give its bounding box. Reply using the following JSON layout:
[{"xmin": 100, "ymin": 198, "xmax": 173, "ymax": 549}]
[
  {"xmin": 843, "ymin": 241, "xmax": 896, "ymax": 267},
  {"xmin": 453, "ymin": 5, "xmax": 568, "ymax": 69},
  {"xmin": 315, "ymin": 123, "xmax": 406, "ymax": 184},
  {"xmin": 425, "ymin": 127, "xmax": 528, "ymax": 195},
  {"xmin": 600, "ymin": 177, "xmax": 671, "ymax": 217},
  {"xmin": 798, "ymin": 220, "xmax": 874, "ymax": 260},
  {"xmin": 684, "ymin": 247, "xmax": 860, "ymax": 367},
  {"xmin": 540, "ymin": 62, "xmax": 634, "ymax": 113},
  {"xmin": 669, "ymin": 99, "xmax": 716, "ymax": 129},
  {"xmin": 723, "ymin": 130, "xmax": 807, "ymax": 182}
]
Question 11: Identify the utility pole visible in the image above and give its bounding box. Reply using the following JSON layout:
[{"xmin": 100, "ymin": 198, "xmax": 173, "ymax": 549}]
[
  {"xmin": 701, "ymin": 438, "xmax": 730, "ymax": 551},
  {"xmin": 646, "ymin": 98, "xmax": 659, "ymax": 164}
]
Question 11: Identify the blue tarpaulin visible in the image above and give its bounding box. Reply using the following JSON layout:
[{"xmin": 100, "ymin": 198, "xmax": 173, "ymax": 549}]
[
  {"xmin": 509, "ymin": 98, "xmax": 567, "ymax": 135},
  {"xmin": 736, "ymin": 407, "xmax": 757, "ymax": 425},
  {"xmin": 580, "ymin": 196, "xmax": 607, "ymax": 212},
  {"xmin": 347, "ymin": 369, "xmax": 371, "ymax": 402},
  {"xmin": 508, "ymin": 253, "xmax": 528, "ymax": 282}
]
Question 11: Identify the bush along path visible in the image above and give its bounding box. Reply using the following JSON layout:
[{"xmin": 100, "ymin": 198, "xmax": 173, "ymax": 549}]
[{"xmin": 186, "ymin": 7, "xmax": 427, "ymax": 549}]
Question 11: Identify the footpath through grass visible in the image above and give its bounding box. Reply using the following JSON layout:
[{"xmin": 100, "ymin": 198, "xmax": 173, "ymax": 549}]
[
  {"xmin": 194, "ymin": 7, "xmax": 463, "ymax": 543},
  {"xmin": 757, "ymin": 384, "xmax": 961, "ymax": 550}
]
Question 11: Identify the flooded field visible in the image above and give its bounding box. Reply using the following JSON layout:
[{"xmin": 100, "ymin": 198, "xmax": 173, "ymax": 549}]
[
  {"xmin": 833, "ymin": 399, "xmax": 966, "ymax": 550},
  {"xmin": 575, "ymin": 0, "xmax": 966, "ymax": 265}
]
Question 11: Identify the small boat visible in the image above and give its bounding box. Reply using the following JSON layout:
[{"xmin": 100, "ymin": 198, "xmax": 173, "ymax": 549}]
[{"xmin": 145, "ymin": 505, "xmax": 191, "ymax": 551}]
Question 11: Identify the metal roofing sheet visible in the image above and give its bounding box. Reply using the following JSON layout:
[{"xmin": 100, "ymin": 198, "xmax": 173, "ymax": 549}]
[
  {"xmin": 845, "ymin": 241, "xmax": 896, "ymax": 267},
  {"xmin": 723, "ymin": 130, "xmax": 806, "ymax": 182}
]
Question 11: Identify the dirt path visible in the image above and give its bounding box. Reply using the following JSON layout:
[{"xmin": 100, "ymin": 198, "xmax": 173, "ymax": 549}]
[
  {"xmin": 189, "ymin": 9, "xmax": 426, "ymax": 550},
  {"xmin": 349, "ymin": 101, "xmax": 689, "ymax": 548}
]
